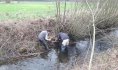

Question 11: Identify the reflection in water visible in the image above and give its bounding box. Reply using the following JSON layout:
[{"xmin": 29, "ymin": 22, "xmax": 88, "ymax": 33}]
[
  {"xmin": 76, "ymin": 40, "xmax": 89, "ymax": 56},
  {"xmin": 0, "ymin": 39, "xmax": 89, "ymax": 70},
  {"xmin": 95, "ymin": 40, "xmax": 112, "ymax": 52},
  {"xmin": 58, "ymin": 52, "xmax": 69, "ymax": 63},
  {"xmin": 40, "ymin": 52, "xmax": 49, "ymax": 59},
  {"xmin": 0, "ymin": 48, "xmax": 79, "ymax": 70},
  {"xmin": 0, "ymin": 65, "xmax": 8, "ymax": 70},
  {"xmin": 40, "ymin": 49, "xmax": 69, "ymax": 63}
]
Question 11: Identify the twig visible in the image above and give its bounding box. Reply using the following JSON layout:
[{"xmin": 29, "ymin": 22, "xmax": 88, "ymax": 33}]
[
  {"xmin": 63, "ymin": 0, "xmax": 67, "ymax": 24},
  {"xmin": 86, "ymin": 0, "xmax": 96, "ymax": 70}
]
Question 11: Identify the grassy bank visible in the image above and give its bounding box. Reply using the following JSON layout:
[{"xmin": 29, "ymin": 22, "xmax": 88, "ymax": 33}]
[
  {"xmin": 0, "ymin": 2, "xmax": 93, "ymax": 21},
  {"xmin": 0, "ymin": 2, "xmax": 74, "ymax": 21}
]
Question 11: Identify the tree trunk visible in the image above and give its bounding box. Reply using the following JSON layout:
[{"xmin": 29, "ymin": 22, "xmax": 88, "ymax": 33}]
[{"xmin": 5, "ymin": 0, "xmax": 11, "ymax": 3}]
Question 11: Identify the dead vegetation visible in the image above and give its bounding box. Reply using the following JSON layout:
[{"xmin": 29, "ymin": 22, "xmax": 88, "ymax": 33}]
[
  {"xmin": 71, "ymin": 46, "xmax": 118, "ymax": 70},
  {"xmin": 55, "ymin": 0, "xmax": 118, "ymax": 41},
  {"xmin": 0, "ymin": 0, "xmax": 118, "ymax": 70},
  {"xmin": 0, "ymin": 18, "xmax": 56, "ymax": 62},
  {"xmin": 54, "ymin": 0, "xmax": 118, "ymax": 70}
]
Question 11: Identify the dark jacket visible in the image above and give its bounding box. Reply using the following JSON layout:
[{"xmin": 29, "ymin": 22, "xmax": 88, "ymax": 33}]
[
  {"xmin": 58, "ymin": 32, "xmax": 69, "ymax": 41},
  {"xmin": 38, "ymin": 30, "xmax": 48, "ymax": 41}
]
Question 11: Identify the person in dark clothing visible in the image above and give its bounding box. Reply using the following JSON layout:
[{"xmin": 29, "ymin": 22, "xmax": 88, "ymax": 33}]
[
  {"xmin": 38, "ymin": 30, "xmax": 52, "ymax": 50},
  {"xmin": 58, "ymin": 32, "xmax": 70, "ymax": 52}
]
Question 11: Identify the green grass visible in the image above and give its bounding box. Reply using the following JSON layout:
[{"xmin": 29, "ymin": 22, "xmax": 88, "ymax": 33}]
[
  {"xmin": 0, "ymin": 2, "xmax": 93, "ymax": 21},
  {"xmin": 0, "ymin": 2, "xmax": 75, "ymax": 21}
]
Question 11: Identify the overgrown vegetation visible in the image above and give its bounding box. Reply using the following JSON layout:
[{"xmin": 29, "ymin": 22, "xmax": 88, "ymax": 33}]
[
  {"xmin": 54, "ymin": 0, "xmax": 118, "ymax": 70},
  {"xmin": 0, "ymin": 18, "xmax": 55, "ymax": 60},
  {"xmin": 0, "ymin": 0, "xmax": 118, "ymax": 70},
  {"xmin": 55, "ymin": 0, "xmax": 118, "ymax": 40}
]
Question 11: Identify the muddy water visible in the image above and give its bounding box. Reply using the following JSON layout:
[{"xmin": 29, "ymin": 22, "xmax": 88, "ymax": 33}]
[
  {"xmin": 0, "ymin": 48, "xmax": 80, "ymax": 70},
  {"xmin": 0, "ymin": 41, "xmax": 88, "ymax": 70},
  {"xmin": 0, "ymin": 30, "xmax": 118, "ymax": 70}
]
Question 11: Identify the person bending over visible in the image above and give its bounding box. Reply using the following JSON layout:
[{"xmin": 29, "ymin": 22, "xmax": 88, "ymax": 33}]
[
  {"xmin": 58, "ymin": 32, "xmax": 70, "ymax": 52},
  {"xmin": 38, "ymin": 30, "xmax": 52, "ymax": 51}
]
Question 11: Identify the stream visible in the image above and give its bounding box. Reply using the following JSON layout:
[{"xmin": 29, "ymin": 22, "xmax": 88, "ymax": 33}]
[{"xmin": 0, "ymin": 29, "xmax": 118, "ymax": 70}]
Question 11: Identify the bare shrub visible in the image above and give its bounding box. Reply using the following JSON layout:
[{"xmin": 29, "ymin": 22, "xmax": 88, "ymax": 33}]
[
  {"xmin": 71, "ymin": 46, "xmax": 118, "ymax": 70},
  {"xmin": 54, "ymin": 0, "xmax": 118, "ymax": 41},
  {"xmin": 0, "ymin": 19, "xmax": 56, "ymax": 59}
]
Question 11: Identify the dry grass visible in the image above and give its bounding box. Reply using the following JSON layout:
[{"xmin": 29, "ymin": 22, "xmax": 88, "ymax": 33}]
[
  {"xmin": 0, "ymin": 0, "xmax": 118, "ymax": 69},
  {"xmin": 55, "ymin": 0, "xmax": 118, "ymax": 41},
  {"xmin": 0, "ymin": 18, "xmax": 56, "ymax": 59},
  {"xmin": 54, "ymin": 0, "xmax": 118, "ymax": 70},
  {"xmin": 71, "ymin": 46, "xmax": 118, "ymax": 70}
]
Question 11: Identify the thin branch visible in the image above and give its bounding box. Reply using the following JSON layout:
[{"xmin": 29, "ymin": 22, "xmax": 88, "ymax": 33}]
[
  {"xmin": 86, "ymin": 0, "xmax": 96, "ymax": 70},
  {"xmin": 63, "ymin": 0, "xmax": 67, "ymax": 24}
]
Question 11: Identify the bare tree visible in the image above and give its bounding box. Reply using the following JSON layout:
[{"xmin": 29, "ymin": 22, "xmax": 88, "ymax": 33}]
[{"xmin": 5, "ymin": 0, "xmax": 11, "ymax": 3}]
